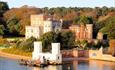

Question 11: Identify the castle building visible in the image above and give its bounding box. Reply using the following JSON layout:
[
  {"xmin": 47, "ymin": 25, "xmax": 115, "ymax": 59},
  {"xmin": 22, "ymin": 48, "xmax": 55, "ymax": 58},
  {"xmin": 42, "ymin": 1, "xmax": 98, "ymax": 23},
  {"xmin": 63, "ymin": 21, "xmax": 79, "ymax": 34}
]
[
  {"xmin": 32, "ymin": 41, "xmax": 62, "ymax": 64},
  {"xmin": 69, "ymin": 24, "xmax": 93, "ymax": 40},
  {"xmin": 25, "ymin": 14, "xmax": 62, "ymax": 39}
]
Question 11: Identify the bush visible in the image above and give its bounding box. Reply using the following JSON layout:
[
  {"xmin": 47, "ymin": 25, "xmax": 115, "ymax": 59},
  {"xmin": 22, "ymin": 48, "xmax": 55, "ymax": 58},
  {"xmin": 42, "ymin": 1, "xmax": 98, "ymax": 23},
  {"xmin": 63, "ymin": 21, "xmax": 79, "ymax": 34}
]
[{"xmin": 17, "ymin": 37, "xmax": 37, "ymax": 52}]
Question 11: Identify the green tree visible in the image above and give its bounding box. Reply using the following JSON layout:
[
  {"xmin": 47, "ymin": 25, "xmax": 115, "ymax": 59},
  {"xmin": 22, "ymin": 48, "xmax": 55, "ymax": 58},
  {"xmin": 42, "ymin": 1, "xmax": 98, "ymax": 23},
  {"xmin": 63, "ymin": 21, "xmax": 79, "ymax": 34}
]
[
  {"xmin": 0, "ymin": 1, "xmax": 9, "ymax": 17},
  {"xmin": 38, "ymin": 32, "xmax": 56, "ymax": 51},
  {"xmin": 18, "ymin": 37, "xmax": 37, "ymax": 52},
  {"xmin": 100, "ymin": 17, "xmax": 115, "ymax": 39},
  {"xmin": 3, "ymin": 7, "xmax": 42, "ymax": 35},
  {"xmin": 75, "ymin": 40, "xmax": 88, "ymax": 50},
  {"xmin": 73, "ymin": 16, "xmax": 93, "ymax": 25},
  {"xmin": 0, "ymin": 25, "xmax": 5, "ymax": 35},
  {"xmin": 38, "ymin": 31, "xmax": 75, "ymax": 50},
  {"xmin": 60, "ymin": 31, "xmax": 75, "ymax": 49},
  {"xmin": 7, "ymin": 16, "xmax": 20, "ymax": 34}
]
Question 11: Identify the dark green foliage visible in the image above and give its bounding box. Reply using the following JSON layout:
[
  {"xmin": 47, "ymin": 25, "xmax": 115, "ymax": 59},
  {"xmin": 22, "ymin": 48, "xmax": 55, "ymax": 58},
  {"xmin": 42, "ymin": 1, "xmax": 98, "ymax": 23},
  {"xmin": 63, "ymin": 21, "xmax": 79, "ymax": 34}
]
[
  {"xmin": 0, "ymin": 25, "xmax": 5, "ymax": 35},
  {"xmin": 38, "ymin": 31, "xmax": 75, "ymax": 50},
  {"xmin": 92, "ymin": 40, "xmax": 109, "ymax": 50},
  {"xmin": 0, "ymin": 1, "xmax": 9, "ymax": 35},
  {"xmin": 99, "ymin": 17, "xmax": 115, "ymax": 39},
  {"xmin": 17, "ymin": 37, "xmax": 37, "ymax": 52},
  {"xmin": 93, "ymin": 41, "xmax": 102, "ymax": 49},
  {"xmin": 0, "ymin": 5, "xmax": 114, "ymax": 39},
  {"xmin": 7, "ymin": 16, "xmax": 20, "ymax": 34},
  {"xmin": 75, "ymin": 40, "xmax": 89, "ymax": 50},
  {"xmin": 38, "ymin": 32, "xmax": 56, "ymax": 51},
  {"xmin": 60, "ymin": 31, "xmax": 75, "ymax": 49},
  {"xmin": 73, "ymin": 16, "xmax": 93, "ymax": 25},
  {"xmin": 0, "ymin": 1, "xmax": 9, "ymax": 17}
]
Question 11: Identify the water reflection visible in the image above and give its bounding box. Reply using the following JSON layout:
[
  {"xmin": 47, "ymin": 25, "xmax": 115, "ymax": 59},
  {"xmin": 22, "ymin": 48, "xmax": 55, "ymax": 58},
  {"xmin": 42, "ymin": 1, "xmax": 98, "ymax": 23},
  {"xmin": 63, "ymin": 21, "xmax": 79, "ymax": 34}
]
[
  {"xmin": 33, "ymin": 65, "xmax": 62, "ymax": 70},
  {"xmin": 61, "ymin": 60, "xmax": 115, "ymax": 70},
  {"xmin": 0, "ymin": 57, "xmax": 32, "ymax": 70},
  {"xmin": 1, "ymin": 57, "xmax": 115, "ymax": 70},
  {"xmin": 89, "ymin": 60, "xmax": 115, "ymax": 70}
]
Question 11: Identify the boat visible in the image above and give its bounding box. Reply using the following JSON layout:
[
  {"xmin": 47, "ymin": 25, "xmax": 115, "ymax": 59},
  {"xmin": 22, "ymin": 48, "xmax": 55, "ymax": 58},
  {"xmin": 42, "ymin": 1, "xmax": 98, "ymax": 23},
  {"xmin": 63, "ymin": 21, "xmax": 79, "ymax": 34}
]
[{"xmin": 19, "ymin": 59, "xmax": 48, "ymax": 68}]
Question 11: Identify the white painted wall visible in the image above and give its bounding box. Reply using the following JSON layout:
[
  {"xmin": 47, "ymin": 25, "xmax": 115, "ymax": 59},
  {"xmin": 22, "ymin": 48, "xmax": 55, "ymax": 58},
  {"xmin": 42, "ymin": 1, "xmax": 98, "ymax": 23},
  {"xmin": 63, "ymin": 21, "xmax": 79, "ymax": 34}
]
[
  {"xmin": 25, "ymin": 26, "xmax": 40, "ymax": 39},
  {"xmin": 43, "ymin": 20, "xmax": 53, "ymax": 33},
  {"xmin": 52, "ymin": 43, "xmax": 60, "ymax": 55},
  {"xmin": 32, "ymin": 42, "xmax": 62, "ymax": 63}
]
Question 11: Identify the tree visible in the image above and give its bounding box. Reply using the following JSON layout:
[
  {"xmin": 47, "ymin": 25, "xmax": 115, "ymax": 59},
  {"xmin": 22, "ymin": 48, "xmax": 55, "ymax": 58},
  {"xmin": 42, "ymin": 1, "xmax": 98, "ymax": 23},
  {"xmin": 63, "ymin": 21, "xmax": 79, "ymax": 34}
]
[
  {"xmin": 60, "ymin": 31, "xmax": 75, "ymax": 49},
  {"xmin": 73, "ymin": 16, "xmax": 93, "ymax": 25},
  {"xmin": 18, "ymin": 37, "xmax": 37, "ymax": 52},
  {"xmin": 0, "ymin": 25, "xmax": 5, "ymax": 35},
  {"xmin": 0, "ymin": 1, "xmax": 9, "ymax": 17},
  {"xmin": 101, "ymin": 6, "xmax": 108, "ymax": 16},
  {"xmin": 99, "ymin": 16, "xmax": 115, "ymax": 39},
  {"xmin": 75, "ymin": 40, "xmax": 88, "ymax": 50},
  {"xmin": 4, "ymin": 7, "xmax": 42, "ymax": 35},
  {"xmin": 38, "ymin": 31, "xmax": 75, "ymax": 50},
  {"xmin": 7, "ymin": 16, "xmax": 20, "ymax": 34},
  {"xmin": 38, "ymin": 32, "xmax": 56, "ymax": 51}
]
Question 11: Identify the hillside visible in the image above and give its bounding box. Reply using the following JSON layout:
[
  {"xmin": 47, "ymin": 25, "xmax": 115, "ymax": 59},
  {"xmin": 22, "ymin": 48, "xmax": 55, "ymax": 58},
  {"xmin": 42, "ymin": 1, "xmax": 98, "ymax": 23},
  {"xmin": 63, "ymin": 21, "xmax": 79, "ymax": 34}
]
[{"xmin": 0, "ymin": 2, "xmax": 115, "ymax": 39}]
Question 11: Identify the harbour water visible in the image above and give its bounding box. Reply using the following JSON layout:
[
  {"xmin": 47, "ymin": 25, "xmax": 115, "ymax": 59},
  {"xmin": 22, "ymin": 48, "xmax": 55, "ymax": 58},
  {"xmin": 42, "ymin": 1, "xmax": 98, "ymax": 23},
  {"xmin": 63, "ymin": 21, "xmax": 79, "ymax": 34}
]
[{"xmin": 0, "ymin": 57, "xmax": 115, "ymax": 70}]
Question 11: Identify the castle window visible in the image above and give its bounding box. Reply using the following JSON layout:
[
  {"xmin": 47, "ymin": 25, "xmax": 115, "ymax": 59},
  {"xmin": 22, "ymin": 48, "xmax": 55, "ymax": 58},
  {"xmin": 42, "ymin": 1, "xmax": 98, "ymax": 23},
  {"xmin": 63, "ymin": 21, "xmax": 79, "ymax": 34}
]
[{"xmin": 58, "ymin": 56, "xmax": 59, "ymax": 59}]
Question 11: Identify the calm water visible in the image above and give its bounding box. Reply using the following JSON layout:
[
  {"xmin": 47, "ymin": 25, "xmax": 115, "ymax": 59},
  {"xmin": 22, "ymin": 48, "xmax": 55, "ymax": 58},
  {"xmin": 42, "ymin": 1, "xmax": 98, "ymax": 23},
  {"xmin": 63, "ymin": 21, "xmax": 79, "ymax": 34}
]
[{"xmin": 0, "ymin": 57, "xmax": 115, "ymax": 70}]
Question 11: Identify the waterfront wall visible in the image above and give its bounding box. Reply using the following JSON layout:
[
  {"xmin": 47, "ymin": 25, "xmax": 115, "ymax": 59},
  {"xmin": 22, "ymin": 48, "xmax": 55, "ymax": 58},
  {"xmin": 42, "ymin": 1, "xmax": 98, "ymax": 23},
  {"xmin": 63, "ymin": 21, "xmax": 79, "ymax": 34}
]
[
  {"xmin": 61, "ymin": 49, "xmax": 89, "ymax": 58},
  {"xmin": 60, "ymin": 47, "xmax": 115, "ymax": 62},
  {"xmin": 89, "ymin": 48, "xmax": 115, "ymax": 62}
]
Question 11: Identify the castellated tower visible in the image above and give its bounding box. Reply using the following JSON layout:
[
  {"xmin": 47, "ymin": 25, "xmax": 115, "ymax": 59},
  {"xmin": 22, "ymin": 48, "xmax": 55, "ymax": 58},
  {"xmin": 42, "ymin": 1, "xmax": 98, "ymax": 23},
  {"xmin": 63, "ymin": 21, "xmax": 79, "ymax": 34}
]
[
  {"xmin": 86, "ymin": 24, "xmax": 93, "ymax": 39},
  {"xmin": 52, "ymin": 43, "xmax": 60, "ymax": 55},
  {"xmin": 32, "ymin": 41, "xmax": 62, "ymax": 63},
  {"xmin": 69, "ymin": 24, "xmax": 93, "ymax": 40},
  {"xmin": 31, "ymin": 14, "xmax": 47, "ymax": 26},
  {"xmin": 76, "ymin": 26, "xmax": 80, "ymax": 39},
  {"xmin": 32, "ymin": 42, "xmax": 42, "ymax": 60},
  {"xmin": 51, "ymin": 43, "xmax": 62, "ymax": 63},
  {"xmin": 80, "ymin": 24, "xmax": 86, "ymax": 39}
]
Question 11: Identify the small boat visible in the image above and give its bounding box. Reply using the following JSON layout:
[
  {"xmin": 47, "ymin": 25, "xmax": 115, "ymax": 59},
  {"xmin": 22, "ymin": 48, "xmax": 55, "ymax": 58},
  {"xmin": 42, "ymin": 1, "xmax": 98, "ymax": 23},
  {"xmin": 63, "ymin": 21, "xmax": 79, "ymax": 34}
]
[{"xmin": 19, "ymin": 59, "xmax": 48, "ymax": 68}]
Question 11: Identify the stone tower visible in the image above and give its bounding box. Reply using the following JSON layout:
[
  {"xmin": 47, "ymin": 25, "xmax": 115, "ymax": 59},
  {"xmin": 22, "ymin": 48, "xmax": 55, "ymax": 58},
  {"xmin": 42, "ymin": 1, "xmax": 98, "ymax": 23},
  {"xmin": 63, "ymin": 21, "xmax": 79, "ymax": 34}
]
[
  {"xmin": 86, "ymin": 24, "xmax": 93, "ymax": 39},
  {"xmin": 80, "ymin": 24, "xmax": 86, "ymax": 39},
  {"xmin": 31, "ymin": 14, "xmax": 45, "ymax": 26}
]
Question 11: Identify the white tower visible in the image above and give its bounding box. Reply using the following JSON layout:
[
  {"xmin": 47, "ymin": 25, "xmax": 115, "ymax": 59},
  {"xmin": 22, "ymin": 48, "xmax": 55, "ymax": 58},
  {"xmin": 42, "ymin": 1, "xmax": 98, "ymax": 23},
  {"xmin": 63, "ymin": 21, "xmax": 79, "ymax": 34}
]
[
  {"xmin": 32, "ymin": 41, "xmax": 42, "ymax": 60},
  {"xmin": 52, "ymin": 43, "xmax": 60, "ymax": 54},
  {"xmin": 51, "ymin": 43, "xmax": 62, "ymax": 63}
]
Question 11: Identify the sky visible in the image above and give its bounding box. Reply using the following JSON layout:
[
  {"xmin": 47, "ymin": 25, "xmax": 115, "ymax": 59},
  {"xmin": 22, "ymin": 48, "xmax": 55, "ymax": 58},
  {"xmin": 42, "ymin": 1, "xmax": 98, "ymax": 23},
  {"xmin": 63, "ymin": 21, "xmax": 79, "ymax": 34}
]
[{"xmin": 1, "ymin": 0, "xmax": 115, "ymax": 8}]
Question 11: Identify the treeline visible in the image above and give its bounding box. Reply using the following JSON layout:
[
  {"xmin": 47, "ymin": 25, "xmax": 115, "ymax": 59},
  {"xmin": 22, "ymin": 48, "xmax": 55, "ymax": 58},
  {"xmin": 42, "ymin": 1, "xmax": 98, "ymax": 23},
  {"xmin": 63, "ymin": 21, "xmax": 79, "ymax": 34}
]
[{"xmin": 0, "ymin": 1, "xmax": 115, "ymax": 39}]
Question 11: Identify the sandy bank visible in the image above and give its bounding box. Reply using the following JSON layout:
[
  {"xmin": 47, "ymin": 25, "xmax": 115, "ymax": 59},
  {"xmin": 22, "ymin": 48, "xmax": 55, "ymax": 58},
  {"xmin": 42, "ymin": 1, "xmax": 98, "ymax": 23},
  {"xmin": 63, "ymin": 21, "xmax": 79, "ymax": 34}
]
[{"xmin": 0, "ymin": 50, "xmax": 31, "ymax": 60}]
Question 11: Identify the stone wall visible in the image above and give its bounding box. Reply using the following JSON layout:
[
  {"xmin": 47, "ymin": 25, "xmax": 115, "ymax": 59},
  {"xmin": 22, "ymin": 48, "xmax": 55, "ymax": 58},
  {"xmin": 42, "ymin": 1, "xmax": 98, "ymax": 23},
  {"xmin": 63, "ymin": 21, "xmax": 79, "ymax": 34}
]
[
  {"xmin": 61, "ymin": 49, "xmax": 89, "ymax": 58},
  {"xmin": 69, "ymin": 24, "xmax": 93, "ymax": 40},
  {"xmin": 89, "ymin": 48, "xmax": 115, "ymax": 62}
]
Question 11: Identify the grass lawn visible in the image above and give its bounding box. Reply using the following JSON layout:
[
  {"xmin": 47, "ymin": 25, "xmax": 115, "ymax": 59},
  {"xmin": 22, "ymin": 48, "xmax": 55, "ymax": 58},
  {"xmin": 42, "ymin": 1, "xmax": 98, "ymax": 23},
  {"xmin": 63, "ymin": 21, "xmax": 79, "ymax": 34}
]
[{"xmin": 1, "ymin": 48, "xmax": 32, "ymax": 57}]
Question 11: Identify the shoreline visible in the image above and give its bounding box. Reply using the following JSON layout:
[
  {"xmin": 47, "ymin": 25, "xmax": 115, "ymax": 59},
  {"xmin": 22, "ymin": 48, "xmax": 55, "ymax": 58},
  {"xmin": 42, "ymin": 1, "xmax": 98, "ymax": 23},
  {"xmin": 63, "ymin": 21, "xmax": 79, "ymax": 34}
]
[{"xmin": 0, "ymin": 50, "xmax": 31, "ymax": 60}]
